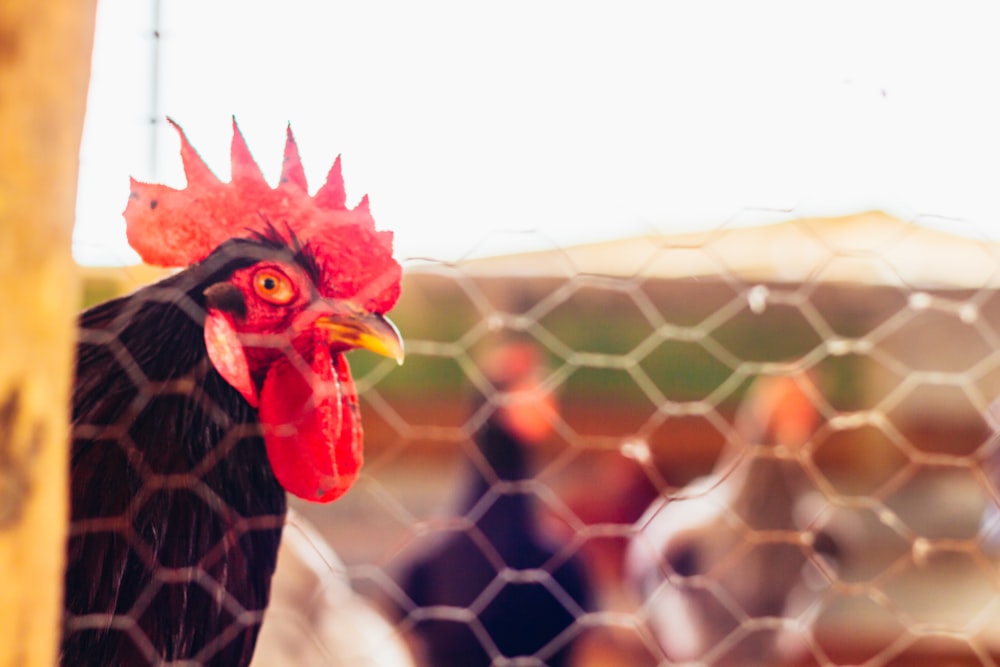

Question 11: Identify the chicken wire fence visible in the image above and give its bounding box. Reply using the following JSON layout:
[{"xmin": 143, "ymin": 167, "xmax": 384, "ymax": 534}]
[
  {"xmin": 64, "ymin": 6, "xmax": 1000, "ymax": 661},
  {"xmin": 69, "ymin": 206, "xmax": 1000, "ymax": 667},
  {"xmin": 323, "ymin": 217, "xmax": 1000, "ymax": 667}
]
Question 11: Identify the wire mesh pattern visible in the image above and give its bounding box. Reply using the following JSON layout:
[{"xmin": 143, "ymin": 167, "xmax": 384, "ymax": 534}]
[
  {"xmin": 66, "ymin": 246, "xmax": 291, "ymax": 666},
  {"xmin": 62, "ymin": 2, "xmax": 1000, "ymax": 662},
  {"xmin": 67, "ymin": 212, "xmax": 1000, "ymax": 667},
  {"xmin": 317, "ymin": 214, "xmax": 1000, "ymax": 667}
]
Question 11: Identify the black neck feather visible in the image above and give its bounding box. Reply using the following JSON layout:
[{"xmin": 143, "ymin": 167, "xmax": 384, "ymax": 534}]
[{"xmin": 64, "ymin": 240, "xmax": 292, "ymax": 666}]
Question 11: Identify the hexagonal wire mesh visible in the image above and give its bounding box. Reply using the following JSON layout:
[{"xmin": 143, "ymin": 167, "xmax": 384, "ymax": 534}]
[
  {"xmin": 318, "ymin": 212, "xmax": 1000, "ymax": 667},
  {"xmin": 60, "ymin": 0, "xmax": 1000, "ymax": 661},
  {"xmin": 67, "ymin": 211, "xmax": 1000, "ymax": 667}
]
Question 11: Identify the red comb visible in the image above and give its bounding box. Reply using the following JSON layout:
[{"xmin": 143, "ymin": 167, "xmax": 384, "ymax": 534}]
[{"xmin": 124, "ymin": 118, "xmax": 387, "ymax": 269}]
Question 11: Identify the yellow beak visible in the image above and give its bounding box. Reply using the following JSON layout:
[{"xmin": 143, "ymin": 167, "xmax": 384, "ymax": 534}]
[{"xmin": 315, "ymin": 312, "xmax": 404, "ymax": 364}]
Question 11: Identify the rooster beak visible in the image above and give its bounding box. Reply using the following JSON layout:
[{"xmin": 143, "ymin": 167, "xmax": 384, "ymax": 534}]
[{"xmin": 314, "ymin": 312, "xmax": 404, "ymax": 365}]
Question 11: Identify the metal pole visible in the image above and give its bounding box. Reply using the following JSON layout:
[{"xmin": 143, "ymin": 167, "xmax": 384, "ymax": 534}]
[{"xmin": 150, "ymin": 0, "xmax": 162, "ymax": 179}]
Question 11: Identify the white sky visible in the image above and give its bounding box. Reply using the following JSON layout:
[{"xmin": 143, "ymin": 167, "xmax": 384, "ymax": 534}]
[{"xmin": 74, "ymin": 1, "xmax": 1000, "ymax": 267}]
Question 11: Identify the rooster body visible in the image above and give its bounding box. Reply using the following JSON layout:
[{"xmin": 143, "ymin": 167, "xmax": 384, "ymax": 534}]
[
  {"xmin": 65, "ymin": 239, "xmax": 287, "ymax": 665},
  {"xmin": 62, "ymin": 124, "xmax": 402, "ymax": 666}
]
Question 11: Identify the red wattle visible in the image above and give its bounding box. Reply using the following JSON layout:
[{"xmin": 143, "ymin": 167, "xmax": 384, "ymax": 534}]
[
  {"xmin": 204, "ymin": 311, "xmax": 258, "ymax": 407},
  {"xmin": 257, "ymin": 342, "xmax": 363, "ymax": 503}
]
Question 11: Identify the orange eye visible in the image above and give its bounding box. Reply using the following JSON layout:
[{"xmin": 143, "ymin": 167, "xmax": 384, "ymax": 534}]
[{"xmin": 252, "ymin": 269, "xmax": 296, "ymax": 305}]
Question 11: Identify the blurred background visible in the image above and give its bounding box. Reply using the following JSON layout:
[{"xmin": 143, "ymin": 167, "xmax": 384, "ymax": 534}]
[{"xmin": 74, "ymin": 2, "xmax": 1000, "ymax": 665}]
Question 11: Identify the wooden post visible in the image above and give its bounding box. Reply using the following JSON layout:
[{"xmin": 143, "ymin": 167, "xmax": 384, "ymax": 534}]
[{"xmin": 0, "ymin": 1, "xmax": 98, "ymax": 665}]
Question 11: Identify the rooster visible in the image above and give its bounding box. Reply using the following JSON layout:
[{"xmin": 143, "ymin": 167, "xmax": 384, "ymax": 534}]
[
  {"xmin": 62, "ymin": 121, "xmax": 403, "ymax": 666},
  {"xmin": 396, "ymin": 340, "xmax": 591, "ymax": 666},
  {"xmin": 626, "ymin": 374, "xmax": 840, "ymax": 665}
]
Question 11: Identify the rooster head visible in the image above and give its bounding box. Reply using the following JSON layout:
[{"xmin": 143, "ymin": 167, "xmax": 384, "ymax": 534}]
[{"xmin": 124, "ymin": 119, "xmax": 403, "ymax": 503}]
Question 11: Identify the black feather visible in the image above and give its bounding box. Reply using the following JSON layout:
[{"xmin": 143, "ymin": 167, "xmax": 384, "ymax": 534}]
[
  {"xmin": 62, "ymin": 239, "xmax": 296, "ymax": 666},
  {"xmin": 246, "ymin": 222, "xmax": 323, "ymax": 288}
]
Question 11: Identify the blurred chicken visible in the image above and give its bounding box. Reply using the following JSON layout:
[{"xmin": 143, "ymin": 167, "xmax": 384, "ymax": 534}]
[
  {"xmin": 396, "ymin": 340, "xmax": 592, "ymax": 666},
  {"xmin": 626, "ymin": 373, "xmax": 839, "ymax": 666},
  {"xmin": 251, "ymin": 510, "xmax": 415, "ymax": 667}
]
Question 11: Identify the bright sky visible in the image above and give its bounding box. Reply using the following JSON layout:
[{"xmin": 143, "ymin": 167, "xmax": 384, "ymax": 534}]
[{"xmin": 74, "ymin": 1, "xmax": 1000, "ymax": 267}]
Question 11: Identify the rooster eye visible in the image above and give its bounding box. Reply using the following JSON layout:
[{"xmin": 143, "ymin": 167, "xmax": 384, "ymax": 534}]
[{"xmin": 252, "ymin": 269, "xmax": 296, "ymax": 305}]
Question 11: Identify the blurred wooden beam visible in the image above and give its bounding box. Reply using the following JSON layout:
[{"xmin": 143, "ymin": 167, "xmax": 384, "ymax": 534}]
[{"xmin": 0, "ymin": 1, "xmax": 97, "ymax": 665}]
